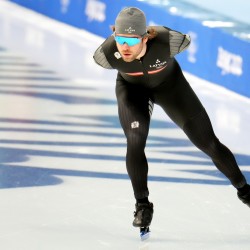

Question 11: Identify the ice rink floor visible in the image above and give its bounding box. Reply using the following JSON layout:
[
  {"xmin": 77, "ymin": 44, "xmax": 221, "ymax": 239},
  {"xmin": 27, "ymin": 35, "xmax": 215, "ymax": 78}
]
[{"xmin": 0, "ymin": 1, "xmax": 250, "ymax": 249}]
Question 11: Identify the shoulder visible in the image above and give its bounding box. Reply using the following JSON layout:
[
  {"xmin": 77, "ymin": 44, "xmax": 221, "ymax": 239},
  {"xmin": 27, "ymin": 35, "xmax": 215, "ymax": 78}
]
[
  {"xmin": 93, "ymin": 36, "xmax": 115, "ymax": 69},
  {"xmin": 147, "ymin": 26, "xmax": 190, "ymax": 57},
  {"xmin": 168, "ymin": 28, "xmax": 191, "ymax": 57},
  {"xmin": 169, "ymin": 29, "xmax": 190, "ymax": 45},
  {"xmin": 147, "ymin": 26, "xmax": 170, "ymax": 43}
]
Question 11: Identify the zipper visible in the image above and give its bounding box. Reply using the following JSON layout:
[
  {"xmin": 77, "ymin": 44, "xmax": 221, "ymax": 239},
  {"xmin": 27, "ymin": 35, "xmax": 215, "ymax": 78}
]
[{"xmin": 138, "ymin": 59, "xmax": 150, "ymax": 86}]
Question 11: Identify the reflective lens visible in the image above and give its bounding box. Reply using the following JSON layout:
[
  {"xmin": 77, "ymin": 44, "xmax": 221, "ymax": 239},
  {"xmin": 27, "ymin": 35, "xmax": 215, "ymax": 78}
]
[{"xmin": 114, "ymin": 36, "xmax": 141, "ymax": 46}]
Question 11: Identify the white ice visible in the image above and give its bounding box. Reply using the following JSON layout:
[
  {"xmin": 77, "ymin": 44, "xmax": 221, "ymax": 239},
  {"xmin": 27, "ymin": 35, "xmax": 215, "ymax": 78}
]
[{"xmin": 0, "ymin": 1, "xmax": 250, "ymax": 249}]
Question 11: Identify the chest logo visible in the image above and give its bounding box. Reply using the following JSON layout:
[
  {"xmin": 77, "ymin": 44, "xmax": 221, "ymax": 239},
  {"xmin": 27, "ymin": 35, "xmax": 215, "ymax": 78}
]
[{"xmin": 149, "ymin": 59, "xmax": 167, "ymax": 69}]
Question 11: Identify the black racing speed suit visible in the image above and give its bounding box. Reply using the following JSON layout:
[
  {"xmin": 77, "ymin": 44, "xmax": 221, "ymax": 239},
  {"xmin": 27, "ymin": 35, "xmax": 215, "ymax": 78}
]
[{"xmin": 93, "ymin": 26, "xmax": 246, "ymax": 199}]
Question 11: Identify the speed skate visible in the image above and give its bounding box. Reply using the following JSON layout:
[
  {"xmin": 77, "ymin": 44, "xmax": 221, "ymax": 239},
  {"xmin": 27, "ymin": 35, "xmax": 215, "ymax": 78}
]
[{"xmin": 140, "ymin": 226, "xmax": 150, "ymax": 241}]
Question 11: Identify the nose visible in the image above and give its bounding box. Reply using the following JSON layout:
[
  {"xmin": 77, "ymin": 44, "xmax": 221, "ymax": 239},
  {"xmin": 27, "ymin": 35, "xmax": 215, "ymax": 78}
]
[{"xmin": 121, "ymin": 43, "xmax": 130, "ymax": 49}]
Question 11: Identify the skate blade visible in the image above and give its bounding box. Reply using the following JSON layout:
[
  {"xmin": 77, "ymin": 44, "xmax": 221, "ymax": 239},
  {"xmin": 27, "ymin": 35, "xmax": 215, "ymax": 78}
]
[{"xmin": 140, "ymin": 227, "xmax": 150, "ymax": 241}]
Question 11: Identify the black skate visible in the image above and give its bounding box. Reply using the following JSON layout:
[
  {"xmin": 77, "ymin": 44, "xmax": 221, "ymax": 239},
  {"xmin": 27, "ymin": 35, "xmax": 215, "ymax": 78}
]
[
  {"xmin": 238, "ymin": 185, "xmax": 250, "ymax": 207},
  {"xmin": 133, "ymin": 202, "xmax": 153, "ymax": 240}
]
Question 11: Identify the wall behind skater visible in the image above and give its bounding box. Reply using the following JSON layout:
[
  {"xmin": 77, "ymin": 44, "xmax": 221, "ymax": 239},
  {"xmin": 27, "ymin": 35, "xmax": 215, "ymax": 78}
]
[{"xmin": 6, "ymin": 0, "xmax": 250, "ymax": 98}]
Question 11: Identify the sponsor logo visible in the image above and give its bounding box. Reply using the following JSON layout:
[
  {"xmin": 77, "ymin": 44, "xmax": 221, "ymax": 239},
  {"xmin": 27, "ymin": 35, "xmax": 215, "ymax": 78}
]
[
  {"xmin": 216, "ymin": 47, "xmax": 243, "ymax": 76},
  {"xmin": 125, "ymin": 27, "xmax": 135, "ymax": 33},
  {"xmin": 149, "ymin": 59, "xmax": 167, "ymax": 69},
  {"xmin": 131, "ymin": 121, "xmax": 139, "ymax": 129},
  {"xmin": 85, "ymin": 0, "xmax": 106, "ymax": 22},
  {"xmin": 187, "ymin": 31, "xmax": 198, "ymax": 63},
  {"xmin": 114, "ymin": 52, "xmax": 121, "ymax": 59}
]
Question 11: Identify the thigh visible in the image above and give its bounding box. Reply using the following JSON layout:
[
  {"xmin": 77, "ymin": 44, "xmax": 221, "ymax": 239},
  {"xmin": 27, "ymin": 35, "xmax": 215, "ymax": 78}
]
[
  {"xmin": 153, "ymin": 60, "xmax": 204, "ymax": 128},
  {"xmin": 115, "ymin": 79, "xmax": 152, "ymax": 137}
]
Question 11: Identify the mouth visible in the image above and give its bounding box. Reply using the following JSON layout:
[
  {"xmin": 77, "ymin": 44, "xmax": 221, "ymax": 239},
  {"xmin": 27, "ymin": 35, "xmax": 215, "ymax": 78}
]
[
  {"xmin": 122, "ymin": 53, "xmax": 131, "ymax": 57},
  {"xmin": 121, "ymin": 51, "xmax": 134, "ymax": 61}
]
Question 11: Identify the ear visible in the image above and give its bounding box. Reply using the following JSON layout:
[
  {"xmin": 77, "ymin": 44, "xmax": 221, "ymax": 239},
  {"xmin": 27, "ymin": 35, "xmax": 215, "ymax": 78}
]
[{"xmin": 143, "ymin": 37, "xmax": 148, "ymax": 43}]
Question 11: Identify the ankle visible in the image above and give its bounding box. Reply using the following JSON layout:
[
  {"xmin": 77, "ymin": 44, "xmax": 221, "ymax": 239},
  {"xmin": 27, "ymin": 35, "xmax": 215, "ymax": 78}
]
[
  {"xmin": 237, "ymin": 184, "xmax": 250, "ymax": 195},
  {"xmin": 136, "ymin": 197, "xmax": 149, "ymax": 204}
]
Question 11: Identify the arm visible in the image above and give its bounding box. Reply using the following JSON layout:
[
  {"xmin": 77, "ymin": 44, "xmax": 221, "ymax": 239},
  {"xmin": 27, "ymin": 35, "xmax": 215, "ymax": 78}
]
[{"xmin": 169, "ymin": 30, "xmax": 191, "ymax": 58}]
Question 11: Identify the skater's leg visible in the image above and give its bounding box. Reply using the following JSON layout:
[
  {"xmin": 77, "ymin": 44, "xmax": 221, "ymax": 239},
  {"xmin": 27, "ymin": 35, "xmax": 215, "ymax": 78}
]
[
  {"xmin": 183, "ymin": 109, "xmax": 247, "ymax": 188},
  {"xmin": 183, "ymin": 109, "xmax": 250, "ymax": 206},
  {"xmin": 116, "ymin": 80, "xmax": 152, "ymax": 199},
  {"xmin": 153, "ymin": 60, "xmax": 247, "ymax": 189}
]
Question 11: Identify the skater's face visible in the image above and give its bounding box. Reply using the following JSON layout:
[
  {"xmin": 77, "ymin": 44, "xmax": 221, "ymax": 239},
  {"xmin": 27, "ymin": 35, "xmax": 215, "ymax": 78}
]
[{"xmin": 114, "ymin": 33, "xmax": 148, "ymax": 62}]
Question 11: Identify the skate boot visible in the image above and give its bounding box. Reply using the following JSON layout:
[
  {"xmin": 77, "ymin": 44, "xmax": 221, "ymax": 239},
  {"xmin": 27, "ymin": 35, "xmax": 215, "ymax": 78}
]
[
  {"xmin": 132, "ymin": 202, "xmax": 154, "ymax": 228},
  {"xmin": 237, "ymin": 184, "xmax": 250, "ymax": 207}
]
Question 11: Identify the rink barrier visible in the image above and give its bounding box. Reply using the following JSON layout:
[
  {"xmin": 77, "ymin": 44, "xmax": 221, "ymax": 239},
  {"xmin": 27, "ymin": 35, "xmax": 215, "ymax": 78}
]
[{"xmin": 8, "ymin": 0, "xmax": 250, "ymax": 98}]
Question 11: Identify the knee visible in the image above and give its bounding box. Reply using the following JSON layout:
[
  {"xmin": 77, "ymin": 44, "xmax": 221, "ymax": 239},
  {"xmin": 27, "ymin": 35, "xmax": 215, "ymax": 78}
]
[
  {"xmin": 198, "ymin": 136, "xmax": 222, "ymax": 158},
  {"xmin": 126, "ymin": 129, "xmax": 147, "ymax": 150}
]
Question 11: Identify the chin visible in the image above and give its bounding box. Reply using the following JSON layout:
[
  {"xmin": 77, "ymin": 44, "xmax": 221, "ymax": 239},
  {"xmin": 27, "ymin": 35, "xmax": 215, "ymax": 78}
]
[{"xmin": 122, "ymin": 57, "xmax": 135, "ymax": 62}]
